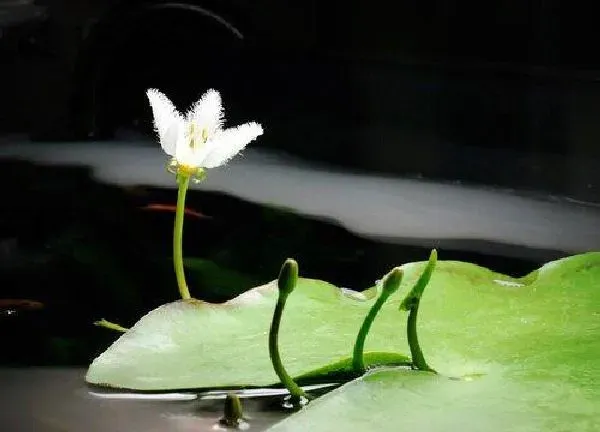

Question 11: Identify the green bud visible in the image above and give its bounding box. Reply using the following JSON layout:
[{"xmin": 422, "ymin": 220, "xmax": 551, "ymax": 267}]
[
  {"xmin": 220, "ymin": 392, "xmax": 244, "ymax": 427},
  {"xmin": 381, "ymin": 267, "xmax": 403, "ymax": 295},
  {"xmin": 278, "ymin": 258, "xmax": 298, "ymax": 296}
]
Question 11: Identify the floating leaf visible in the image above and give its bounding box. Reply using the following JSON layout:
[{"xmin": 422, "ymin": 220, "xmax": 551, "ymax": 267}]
[
  {"xmin": 268, "ymin": 252, "xmax": 600, "ymax": 431},
  {"xmin": 86, "ymin": 276, "xmax": 409, "ymax": 390},
  {"xmin": 86, "ymin": 252, "xmax": 599, "ymax": 402}
]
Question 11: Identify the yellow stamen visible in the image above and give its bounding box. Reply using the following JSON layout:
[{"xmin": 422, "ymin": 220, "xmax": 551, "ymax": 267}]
[{"xmin": 178, "ymin": 164, "xmax": 199, "ymax": 176}]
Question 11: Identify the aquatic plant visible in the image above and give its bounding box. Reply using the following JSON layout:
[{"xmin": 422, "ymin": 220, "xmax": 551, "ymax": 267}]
[
  {"xmin": 146, "ymin": 88, "xmax": 263, "ymax": 299},
  {"xmin": 87, "ymin": 87, "xmax": 600, "ymax": 431},
  {"xmin": 269, "ymin": 259, "xmax": 310, "ymax": 407}
]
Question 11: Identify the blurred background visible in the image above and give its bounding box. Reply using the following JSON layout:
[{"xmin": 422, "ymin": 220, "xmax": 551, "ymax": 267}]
[{"xmin": 1, "ymin": 0, "xmax": 599, "ymax": 367}]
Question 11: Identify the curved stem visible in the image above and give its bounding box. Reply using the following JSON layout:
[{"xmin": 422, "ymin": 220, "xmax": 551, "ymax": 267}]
[
  {"xmin": 352, "ymin": 292, "xmax": 391, "ymax": 374},
  {"xmin": 400, "ymin": 249, "xmax": 438, "ymax": 373},
  {"xmin": 173, "ymin": 173, "xmax": 191, "ymax": 300},
  {"xmin": 406, "ymin": 300, "xmax": 435, "ymax": 372},
  {"xmin": 269, "ymin": 290, "xmax": 307, "ymax": 403},
  {"xmin": 352, "ymin": 268, "xmax": 403, "ymax": 374}
]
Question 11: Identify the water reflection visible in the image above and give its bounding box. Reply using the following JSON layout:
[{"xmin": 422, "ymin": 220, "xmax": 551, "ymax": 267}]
[{"xmin": 1, "ymin": 135, "xmax": 598, "ymax": 259}]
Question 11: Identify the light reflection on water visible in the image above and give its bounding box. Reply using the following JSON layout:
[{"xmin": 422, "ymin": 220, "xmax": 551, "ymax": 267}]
[{"xmin": 0, "ymin": 135, "xmax": 598, "ymax": 261}]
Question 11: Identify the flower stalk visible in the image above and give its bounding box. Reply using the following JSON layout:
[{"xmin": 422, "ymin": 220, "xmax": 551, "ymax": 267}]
[
  {"xmin": 352, "ymin": 267, "xmax": 403, "ymax": 374},
  {"xmin": 173, "ymin": 173, "xmax": 192, "ymax": 299}
]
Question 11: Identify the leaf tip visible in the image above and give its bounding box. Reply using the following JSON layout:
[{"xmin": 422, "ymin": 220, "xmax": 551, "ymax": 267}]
[{"xmin": 430, "ymin": 248, "xmax": 438, "ymax": 261}]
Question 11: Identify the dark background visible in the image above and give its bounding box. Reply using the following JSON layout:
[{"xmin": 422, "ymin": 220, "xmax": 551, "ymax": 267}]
[
  {"xmin": 3, "ymin": 1, "xmax": 600, "ymax": 195},
  {"xmin": 1, "ymin": 0, "xmax": 599, "ymax": 366}
]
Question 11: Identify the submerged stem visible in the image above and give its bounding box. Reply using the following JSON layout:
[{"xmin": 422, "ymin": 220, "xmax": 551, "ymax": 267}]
[
  {"xmin": 173, "ymin": 173, "xmax": 191, "ymax": 300},
  {"xmin": 269, "ymin": 259, "xmax": 308, "ymax": 406},
  {"xmin": 352, "ymin": 267, "xmax": 403, "ymax": 374},
  {"xmin": 400, "ymin": 249, "xmax": 438, "ymax": 373}
]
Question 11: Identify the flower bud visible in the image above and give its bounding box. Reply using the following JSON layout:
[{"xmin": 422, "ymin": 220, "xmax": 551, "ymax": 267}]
[{"xmin": 278, "ymin": 258, "xmax": 299, "ymax": 296}]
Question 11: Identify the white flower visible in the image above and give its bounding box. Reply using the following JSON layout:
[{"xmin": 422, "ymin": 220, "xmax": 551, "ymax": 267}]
[{"xmin": 146, "ymin": 88, "xmax": 263, "ymax": 171}]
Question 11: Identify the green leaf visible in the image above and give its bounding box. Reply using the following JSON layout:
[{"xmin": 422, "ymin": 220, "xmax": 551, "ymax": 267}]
[
  {"xmin": 85, "ymin": 275, "xmax": 409, "ymax": 390},
  {"xmin": 268, "ymin": 252, "xmax": 600, "ymax": 432},
  {"xmin": 86, "ymin": 252, "xmax": 599, "ymax": 404}
]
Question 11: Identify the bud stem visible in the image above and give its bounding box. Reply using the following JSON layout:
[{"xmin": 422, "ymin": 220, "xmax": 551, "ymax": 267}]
[
  {"xmin": 269, "ymin": 259, "xmax": 308, "ymax": 407},
  {"xmin": 352, "ymin": 268, "xmax": 403, "ymax": 374},
  {"xmin": 400, "ymin": 250, "xmax": 438, "ymax": 373}
]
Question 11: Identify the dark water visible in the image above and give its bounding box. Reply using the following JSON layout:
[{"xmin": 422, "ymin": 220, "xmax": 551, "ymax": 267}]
[{"xmin": 0, "ymin": 368, "xmax": 301, "ymax": 431}]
